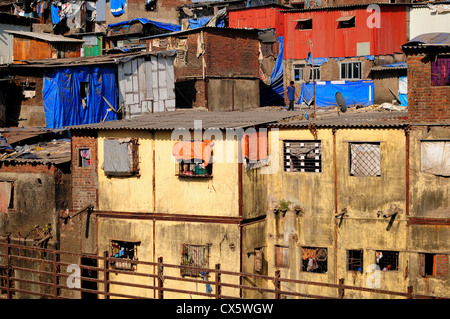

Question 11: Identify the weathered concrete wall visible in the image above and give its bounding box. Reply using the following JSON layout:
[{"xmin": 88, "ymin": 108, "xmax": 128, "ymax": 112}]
[
  {"xmin": 97, "ymin": 218, "xmax": 241, "ymax": 298},
  {"xmin": 207, "ymin": 78, "xmax": 260, "ymax": 111}
]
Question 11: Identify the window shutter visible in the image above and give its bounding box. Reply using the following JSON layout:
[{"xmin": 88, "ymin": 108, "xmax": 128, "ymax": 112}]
[{"xmin": 418, "ymin": 253, "xmax": 426, "ymax": 277}]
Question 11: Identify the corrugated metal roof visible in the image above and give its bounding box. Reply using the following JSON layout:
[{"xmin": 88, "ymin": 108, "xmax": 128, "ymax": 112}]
[
  {"xmin": 4, "ymin": 50, "xmax": 176, "ymax": 68},
  {"xmin": 403, "ymin": 32, "xmax": 450, "ymax": 47},
  {"xmin": 6, "ymin": 30, "xmax": 85, "ymax": 43},
  {"xmin": 269, "ymin": 108, "xmax": 409, "ymax": 129},
  {"xmin": 68, "ymin": 109, "xmax": 305, "ymax": 131}
]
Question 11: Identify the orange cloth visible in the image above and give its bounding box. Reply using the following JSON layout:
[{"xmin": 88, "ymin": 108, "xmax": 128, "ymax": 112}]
[
  {"xmin": 241, "ymin": 132, "xmax": 268, "ymax": 161},
  {"xmin": 172, "ymin": 140, "xmax": 214, "ymax": 166}
]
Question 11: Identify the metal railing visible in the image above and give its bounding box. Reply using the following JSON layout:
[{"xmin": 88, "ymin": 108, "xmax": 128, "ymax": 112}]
[{"xmin": 0, "ymin": 238, "xmax": 445, "ymax": 300}]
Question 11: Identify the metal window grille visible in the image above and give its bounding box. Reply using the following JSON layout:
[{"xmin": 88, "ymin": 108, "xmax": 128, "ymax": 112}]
[
  {"xmin": 350, "ymin": 143, "xmax": 381, "ymax": 177},
  {"xmin": 347, "ymin": 250, "xmax": 363, "ymax": 272},
  {"xmin": 375, "ymin": 250, "xmax": 399, "ymax": 271},
  {"xmin": 181, "ymin": 244, "xmax": 210, "ymax": 277},
  {"xmin": 284, "ymin": 141, "xmax": 322, "ymax": 173}
]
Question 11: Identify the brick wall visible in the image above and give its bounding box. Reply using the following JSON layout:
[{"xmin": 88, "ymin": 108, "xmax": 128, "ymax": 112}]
[
  {"xmin": 436, "ymin": 254, "xmax": 449, "ymax": 279},
  {"xmin": 407, "ymin": 54, "xmax": 450, "ymax": 123},
  {"xmin": 71, "ymin": 132, "xmax": 98, "ymax": 211},
  {"xmin": 205, "ymin": 29, "xmax": 260, "ymax": 79}
]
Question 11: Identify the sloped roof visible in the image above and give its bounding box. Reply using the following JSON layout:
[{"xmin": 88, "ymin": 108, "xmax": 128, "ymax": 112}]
[
  {"xmin": 403, "ymin": 32, "xmax": 450, "ymax": 48},
  {"xmin": 68, "ymin": 109, "xmax": 304, "ymax": 131},
  {"xmin": 6, "ymin": 30, "xmax": 85, "ymax": 43}
]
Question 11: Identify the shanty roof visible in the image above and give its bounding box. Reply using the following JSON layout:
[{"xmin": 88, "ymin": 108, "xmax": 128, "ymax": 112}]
[
  {"xmin": 0, "ymin": 128, "xmax": 71, "ymax": 165},
  {"xmin": 269, "ymin": 107, "xmax": 409, "ymax": 129},
  {"xmin": 402, "ymin": 32, "xmax": 450, "ymax": 48},
  {"xmin": 3, "ymin": 50, "xmax": 176, "ymax": 68},
  {"xmin": 6, "ymin": 30, "xmax": 85, "ymax": 43},
  {"xmin": 68, "ymin": 106, "xmax": 410, "ymax": 132},
  {"xmin": 68, "ymin": 109, "xmax": 305, "ymax": 131}
]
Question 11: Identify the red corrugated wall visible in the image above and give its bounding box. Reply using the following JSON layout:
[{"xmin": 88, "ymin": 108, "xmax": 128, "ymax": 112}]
[
  {"xmin": 283, "ymin": 5, "xmax": 407, "ymax": 59},
  {"xmin": 228, "ymin": 7, "xmax": 285, "ymax": 37}
]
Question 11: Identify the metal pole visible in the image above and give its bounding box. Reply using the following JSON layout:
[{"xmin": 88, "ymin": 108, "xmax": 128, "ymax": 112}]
[
  {"xmin": 215, "ymin": 264, "xmax": 221, "ymax": 299},
  {"xmin": 274, "ymin": 270, "xmax": 281, "ymax": 299},
  {"xmin": 158, "ymin": 257, "xmax": 164, "ymax": 299},
  {"xmin": 309, "ymin": 39, "xmax": 316, "ymax": 117},
  {"xmin": 53, "ymin": 244, "xmax": 60, "ymax": 299},
  {"xmin": 5, "ymin": 237, "xmax": 11, "ymax": 299},
  {"xmin": 103, "ymin": 251, "xmax": 109, "ymax": 299}
]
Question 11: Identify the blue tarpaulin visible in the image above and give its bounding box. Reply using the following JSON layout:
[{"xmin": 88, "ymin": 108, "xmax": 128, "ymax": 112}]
[
  {"xmin": 299, "ymin": 80, "xmax": 374, "ymax": 108},
  {"xmin": 188, "ymin": 16, "xmax": 225, "ymax": 29},
  {"xmin": 108, "ymin": 18, "xmax": 181, "ymax": 32},
  {"xmin": 51, "ymin": 4, "xmax": 61, "ymax": 24},
  {"xmin": 43, "ymin": 66, "xmax": 118, "ymax": 129},
  {"xmin": 260, "ymin": 36, "xmax": 285, "ymax": 106},
  {"xmin": 110, "ymin": 0, "xmax": 127, "ymax": 16}
]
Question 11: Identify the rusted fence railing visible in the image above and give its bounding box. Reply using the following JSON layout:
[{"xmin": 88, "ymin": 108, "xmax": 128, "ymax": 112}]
[{"xmin": 0, "ymin": 238, "xmax": 446, "ymax": 300}]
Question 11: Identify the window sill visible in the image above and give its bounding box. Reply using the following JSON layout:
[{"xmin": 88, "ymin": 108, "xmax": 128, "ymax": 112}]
[{"xmin": 176, "ymin": 174, "xmax": 213, "ymax": 179}]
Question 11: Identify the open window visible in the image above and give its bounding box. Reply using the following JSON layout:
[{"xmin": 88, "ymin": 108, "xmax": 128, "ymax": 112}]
[
  {"xmin": 375, "ymin": 250, "xmax": 399, "ymax": 271},
  {"xmin": 418, "ymin": 253, "xmax": 448, "ymax": 278},
  {"xmin": 80, "ymin": 81, "xmax": 89, "ymax": 109},
  {"xmin": 294, "ymin": 64, "xmax": 306, "ymax": 82},
  {"xmin": 283, "ymin": 140, "xmax": 322, "ymax": 172},
  {"xmin": 347, "ymin": 250, "xmax": 363, "ymax": 272},
  {"xmin": 110, "ymin": 240, "xmax": 139, "ymax": 271},
  {"xmin": 103, "ymin": 138, "xmax": 139, "ymax": 177},
  {"xmin": 0, "ymin": 181, "xmax": 15, "ymax": 213},
  {"xmin": 172, "ymin": 140, "xmax": 214, "ymax": 177},
  {"xmin": 337, "ymin": 16, "xmax": 355, "ymax": 28},
  {"xmin": 180, "ymin": 244, "xmax": 210, "ymax": 277},
  {"xmin": 349, "ymin": 142, "xmax": 381, "ymax": 177},
  {"xmin": 78, "ymin": 148, "xmax": 91, "ymax": 167},
  {"xmin": 309, "ymin": 66, "xmax": 321, "ymax": 81},
  {"xmin": 295, "ymin": 18, "xmax": 312, "ymax": 30},
  {"xmin": 301, "ymin": 247, "xmax": 328, "ymax": 273}
]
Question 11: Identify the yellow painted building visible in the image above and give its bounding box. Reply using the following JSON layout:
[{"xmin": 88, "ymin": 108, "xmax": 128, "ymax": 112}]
[{"xmin": 68, "ymin": 107, "xmax": 449, "ymax": 299}]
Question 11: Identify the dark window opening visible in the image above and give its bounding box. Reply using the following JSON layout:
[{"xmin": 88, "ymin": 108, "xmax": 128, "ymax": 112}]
[
  {"xmin": 347, "ymin": 250, "xmax": 363, "ymax": 272},
  {"xmin": 78, "ymin": 148, "xmax": 91, "ymax": 167},
  {"xmin": 80, "ymin": 82, "xmax": 89, "ymax": 108},
  {"xmin": 341, "ymin": 62, "xmax": 362, "ymax": 80},
  {"xmin": 296, "ymin": 19, "xmax": 312, "ymax": 30},
  {"xmin": 294, "ymin": 64, "xmax": 305, "ymax": 82},
  {"xmin": 301, "ymin": 247, "xmax": 328, "ymax": 273},
  {"xmin": 146, "ymin": 0, "xmax": 156, "ymax": 11},
  {"xmin": 81, "ymin": 257, "xmax": 98, "ymax": 299},
  {"xmin": 419, "ymin": 253, "xmax": 448, "ymax": 278},
  {"xmin": 110, "ymin": 240, "xmax": 139, "ymax": 271},
  {"xmin": 338, "ymin": 16, "xmax": 355, "ymax": 28},
  {"xmin": 178, "ymin": 160, "xmax": 213, "ymax": 177},
  {"xmin": 376, "ymin": 250, "xmax": 399, "ymax": 271}
]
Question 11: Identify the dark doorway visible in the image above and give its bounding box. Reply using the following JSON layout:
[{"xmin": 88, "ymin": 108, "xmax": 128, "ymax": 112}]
[
  {"xmin": 81, "ymin": 257, "xmax": 98, "ymax": 299},
  {"xmin": 175, "ymin": 80, "xmax": 196, "ymax": 109}
]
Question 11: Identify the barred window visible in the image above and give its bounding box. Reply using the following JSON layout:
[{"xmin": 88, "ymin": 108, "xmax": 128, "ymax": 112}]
[
  {"xmin": 347, "ymin": 250, "xmax": 363, "ymax": 272},
  {"xmin": 301, "ymin": 247, "xmax": 328, "ymax": 273},
  {"xmin": 284, "ymin": 141, "xmax": 322, "ymax": 173},
  {"xmin": 375, "ymin": 250, "xmax": 399, "ymax": 271},
  {"xmin": 181, "ymin": 244, "xmax": 210, "ymax": 277},
  {"xmin": 349, "ymin": 142, "xmax": 381, "ymax": 177}
]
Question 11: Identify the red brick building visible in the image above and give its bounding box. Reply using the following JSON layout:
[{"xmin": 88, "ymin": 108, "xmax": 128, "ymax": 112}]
[
  {"xmin": 402, "ymin": 33, "xmax": 450, "ymax": 123},
  {"xmin": 143, "ymin": 27, "xmax": 261, "ymax": 111}
]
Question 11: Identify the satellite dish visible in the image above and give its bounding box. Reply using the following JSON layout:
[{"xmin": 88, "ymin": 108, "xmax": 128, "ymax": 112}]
[{"xmin": 335, "ymin": 92, "xmax": 347, "ymax": 114}]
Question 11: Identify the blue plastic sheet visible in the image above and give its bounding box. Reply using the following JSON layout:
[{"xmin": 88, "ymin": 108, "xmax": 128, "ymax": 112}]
[
  {"xmin": 299, "ymin": 81, "xmax": 374, "ymax": 108},
  {"xmin": 51, "ymin": 4, "xmax": 61, "ymax": 24},
  {"xmin": 110, "ymin": 0, "xmax": 127, "ymax": 16},
  {"xmin": 43, "ymin": 66, "xmax": 118, "ymax": 129},
  {"xmin": 108, "ymin": 18, "xmax": 181, "ymax": 32},
  {"xmin": 188, "ymin": 17, "xmax": 225, "ymax": 29},
  {"xmin": 260, "ymin": 36, "xmax": 285, "ymax": 106}
]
